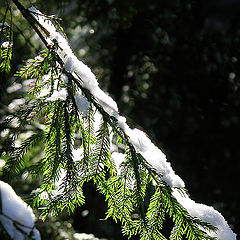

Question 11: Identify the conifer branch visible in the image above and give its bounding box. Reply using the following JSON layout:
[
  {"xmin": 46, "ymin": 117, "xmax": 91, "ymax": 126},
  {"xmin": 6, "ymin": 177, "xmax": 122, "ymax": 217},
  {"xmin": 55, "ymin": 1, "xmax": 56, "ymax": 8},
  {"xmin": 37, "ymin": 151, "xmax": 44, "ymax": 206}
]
[
  {"xmin": 3, "ymin": 2, "xmax": 236, "ymax": 240},
  {"xmin": 95, "ymin": 121, "xmax": 107, "ymax": 176}
]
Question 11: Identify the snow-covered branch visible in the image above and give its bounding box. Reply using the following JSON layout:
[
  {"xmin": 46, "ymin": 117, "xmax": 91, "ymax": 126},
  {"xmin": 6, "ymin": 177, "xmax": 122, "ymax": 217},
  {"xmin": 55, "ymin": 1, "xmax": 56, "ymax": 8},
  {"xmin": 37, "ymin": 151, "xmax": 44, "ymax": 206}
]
[
  {"xmin": 5, "ymin": 1, "xmax": 236, "ymax": 238},
  {"xmin": 26, "ymin": 7, "xmax": 237, "ymax": 240}
]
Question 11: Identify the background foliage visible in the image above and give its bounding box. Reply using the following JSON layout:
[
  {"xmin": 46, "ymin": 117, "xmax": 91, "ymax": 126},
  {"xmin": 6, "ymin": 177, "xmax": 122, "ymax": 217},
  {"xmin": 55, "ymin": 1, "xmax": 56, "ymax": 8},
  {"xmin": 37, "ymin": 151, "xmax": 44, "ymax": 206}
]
[{"xmin": 0, "ymin": 0, "xmax": 239, "ymax": 239}]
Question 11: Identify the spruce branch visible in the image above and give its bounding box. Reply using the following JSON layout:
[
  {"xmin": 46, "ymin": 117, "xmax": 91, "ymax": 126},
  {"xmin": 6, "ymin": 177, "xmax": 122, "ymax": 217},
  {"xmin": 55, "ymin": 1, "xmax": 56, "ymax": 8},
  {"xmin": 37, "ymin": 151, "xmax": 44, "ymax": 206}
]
[
  {"xmin": 2, "ymin": 130, "xmax": 44, "ymax": 177},
  {"xmin": 5, "ymin": 2, "xmax": 236, "ymax": 240}
]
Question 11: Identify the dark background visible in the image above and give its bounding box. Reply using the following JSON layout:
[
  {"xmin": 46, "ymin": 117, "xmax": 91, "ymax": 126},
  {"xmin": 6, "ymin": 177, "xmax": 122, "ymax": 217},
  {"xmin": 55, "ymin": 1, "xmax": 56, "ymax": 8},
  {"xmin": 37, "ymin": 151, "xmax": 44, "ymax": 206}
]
[{"xmin": 0, "ymin": 0, "xmax": 239, "ymax": 239}]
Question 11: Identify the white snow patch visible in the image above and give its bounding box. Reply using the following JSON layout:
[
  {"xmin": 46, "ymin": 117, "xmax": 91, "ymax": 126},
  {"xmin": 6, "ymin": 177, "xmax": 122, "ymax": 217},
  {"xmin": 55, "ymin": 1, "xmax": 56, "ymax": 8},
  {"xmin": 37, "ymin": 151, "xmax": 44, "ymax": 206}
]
[
  {"xmin": 38, "ymin": 72, "xmax": 68, "ymax": 101},
  {"xmin": 72, "ymin": 148, "xmax": 84, "ymax": 162},
  {"xmin": 38, "ymin": 86, "xmax": 50, "ymax": 98},
  {"xmin": 75, "ymin": 91, "xmax": 90, "ymax": 116},
  {"xmin": 93, "ymin": 110, "xmax": 103, "ymax": 133},
  {"xmin": 74, "ymin": 233, "xmax": 100, "ymax": 240},
  {"xmin": 47, "ymin": 88, "xmax": 68, "ymax": 101},
  {"xmin": 62, "ymin": 73, "xmax": 68, "ymax": 84},
  {"xmin": 0, "ymin": 181, "xmax": 41, "ymax": 240},
  {"xmin": 93, "ymin": 88, "xmax": 118, "ymax": 116},
  {"xmin": 124, "ymin": 127, "xmax": 184, "ymax": 188},
  {"xmin": 112, "ymin": 152, "xmax": 125, "ymax": 174},
  {"xmin": 117, "ymin": 116, "xmax": 127, "ymax": 130},
  {"xmin": 42, "ymin": 73, "xmax": 51, "ymax": 82},
  {"xmin": 172, "ymin": 189, "xmax": 237, "ymax": 240},
  {"xmin": 32, "ymin": 228, "xmax": 41, "ymax": 240},
  {"xmin": 1, "ymin": 41, "xmax": 12, "ymax": 48}
]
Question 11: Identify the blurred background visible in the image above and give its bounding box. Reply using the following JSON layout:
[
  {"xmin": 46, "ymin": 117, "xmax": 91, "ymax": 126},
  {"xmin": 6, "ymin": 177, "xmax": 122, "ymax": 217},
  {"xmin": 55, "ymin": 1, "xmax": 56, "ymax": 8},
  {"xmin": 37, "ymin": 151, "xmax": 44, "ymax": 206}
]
[{"xmin": 0, "ymin": 0, "xmax": 239, "ymax": 239}]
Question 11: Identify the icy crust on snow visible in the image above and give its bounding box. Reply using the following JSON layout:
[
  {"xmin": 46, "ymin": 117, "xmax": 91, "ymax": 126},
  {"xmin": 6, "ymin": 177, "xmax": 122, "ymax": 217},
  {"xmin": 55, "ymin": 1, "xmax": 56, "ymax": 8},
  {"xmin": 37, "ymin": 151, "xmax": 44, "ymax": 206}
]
[
  {"xmin": 172, "ymin": 189, "xmax": 237, "ymax": 240},
  {"xmin": 0, "ymin": 181, "xmax": 41, "ymax": 240},
  {"xmin": 29, "ymin": 7, "xmax": 236, "ymax": 239}
]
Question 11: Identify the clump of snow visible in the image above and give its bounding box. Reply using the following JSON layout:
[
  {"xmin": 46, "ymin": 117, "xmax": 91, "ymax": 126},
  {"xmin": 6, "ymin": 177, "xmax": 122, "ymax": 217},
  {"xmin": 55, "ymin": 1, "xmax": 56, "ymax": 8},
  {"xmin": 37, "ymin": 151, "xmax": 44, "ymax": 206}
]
[
  {"xmin": 111, "ymin": 152, "xmax": 125, "ymax": 174},
  {"xmin": 47, "ymin": 88, "xmax": 68, "ymax": 101},
  {"xmin": 93, "ymin": 110, "xmax": 103, "ymax": 133},
  {"xmin": 42, "ymin": 73, "xmax": 51, "ymax": 83},
  {"xmin": 72, "ymin": 148, "xmax": 84, "ymax": 162},
  {"xmin": 1, "ymin": 41, "xmax": 12, "ymax": 48},
  {"xmin": 37, "ymin": 72, "xmax": 68, "ymax": 101},
  {"xmin": 0, "ymin": 181, "xmax": 41, "ymax": 240},
  {"xmin": 93, "ymin": 88, "xmax": 118, "ymax": 116},
  {"xmin": 32, "ymin": 228, "xmax": 41, "ymax": 240},
  {"xmin": 38, "ymin": 86, "xmax": 50, "ymax": 98},
  {"xmin": 62, "ymin": 73, "xmax": 68, "ymax": 84},
  {"xmin": 75, "ymin": 91, "xmax": 90, "ymax": 116},
  {"xmin": 29, "ymin": 7, "xmax": 237, "ymax": 240},
  {"xmin": 124, "ymin": 127, "xmax": 185, "ymax": 188},
  {"xmin": 117, "ymin": 116, "xmax": 127, "ymax": 130},
  {"xmin": 172, "ymin": 189, "xmax": 237, "ymax": 240},
  {"xmin": 74, "ymin": 233, "xmax": 103, "ymax": 240}
]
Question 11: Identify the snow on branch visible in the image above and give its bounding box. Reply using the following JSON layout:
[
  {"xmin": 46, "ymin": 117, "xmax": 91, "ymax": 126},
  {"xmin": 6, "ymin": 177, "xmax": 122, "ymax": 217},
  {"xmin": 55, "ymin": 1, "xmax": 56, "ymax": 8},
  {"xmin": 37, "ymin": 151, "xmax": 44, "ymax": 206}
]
[
  {"xmin": 28, "ymin": 7, "xmax": 236, "ymax": 240},
  {"xmin": 0, "ymin": 181, "xmax": 40, "ymax": 240}
]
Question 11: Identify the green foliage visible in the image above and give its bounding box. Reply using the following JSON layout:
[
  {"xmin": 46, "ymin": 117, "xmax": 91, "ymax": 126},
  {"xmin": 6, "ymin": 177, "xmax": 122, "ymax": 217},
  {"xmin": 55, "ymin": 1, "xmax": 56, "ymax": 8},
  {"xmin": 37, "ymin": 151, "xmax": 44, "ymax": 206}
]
[
  {"xmin": 3, "ymin": 130, "xmax": 44, "ymax": 176},
  {"xmin": 0, "ymin": 5, "xmax": 13, "ymax": 74},
  {"xmin": 161, "ymin": 187, "xmax": 217, "ymax": 240},
  {"xmin": 0, "ymin": 3, "xmax": 221, "ymax": 240},
  {"xmin": 145, "ymin": 188, "xmax": 166, "ymax": 239},
  {"xmin": 0, "ymin": 42, "xmax": 12, "ymax": 73}
]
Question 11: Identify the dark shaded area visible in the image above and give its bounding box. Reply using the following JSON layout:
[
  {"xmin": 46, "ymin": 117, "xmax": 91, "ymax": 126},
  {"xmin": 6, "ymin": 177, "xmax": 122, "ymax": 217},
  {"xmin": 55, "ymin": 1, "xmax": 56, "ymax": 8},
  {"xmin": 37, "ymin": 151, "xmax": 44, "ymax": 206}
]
[{"xmin": 72, "ymin": 181, "xmax": 126, "ymax": 240}]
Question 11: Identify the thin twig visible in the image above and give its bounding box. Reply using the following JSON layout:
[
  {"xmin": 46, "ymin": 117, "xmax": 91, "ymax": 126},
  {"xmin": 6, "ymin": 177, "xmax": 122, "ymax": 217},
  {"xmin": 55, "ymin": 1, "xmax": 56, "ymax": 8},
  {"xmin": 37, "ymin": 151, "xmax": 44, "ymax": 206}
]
[{"xmin": 11, "ymin": 0, "xmax": 50, "ymax": 48}]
